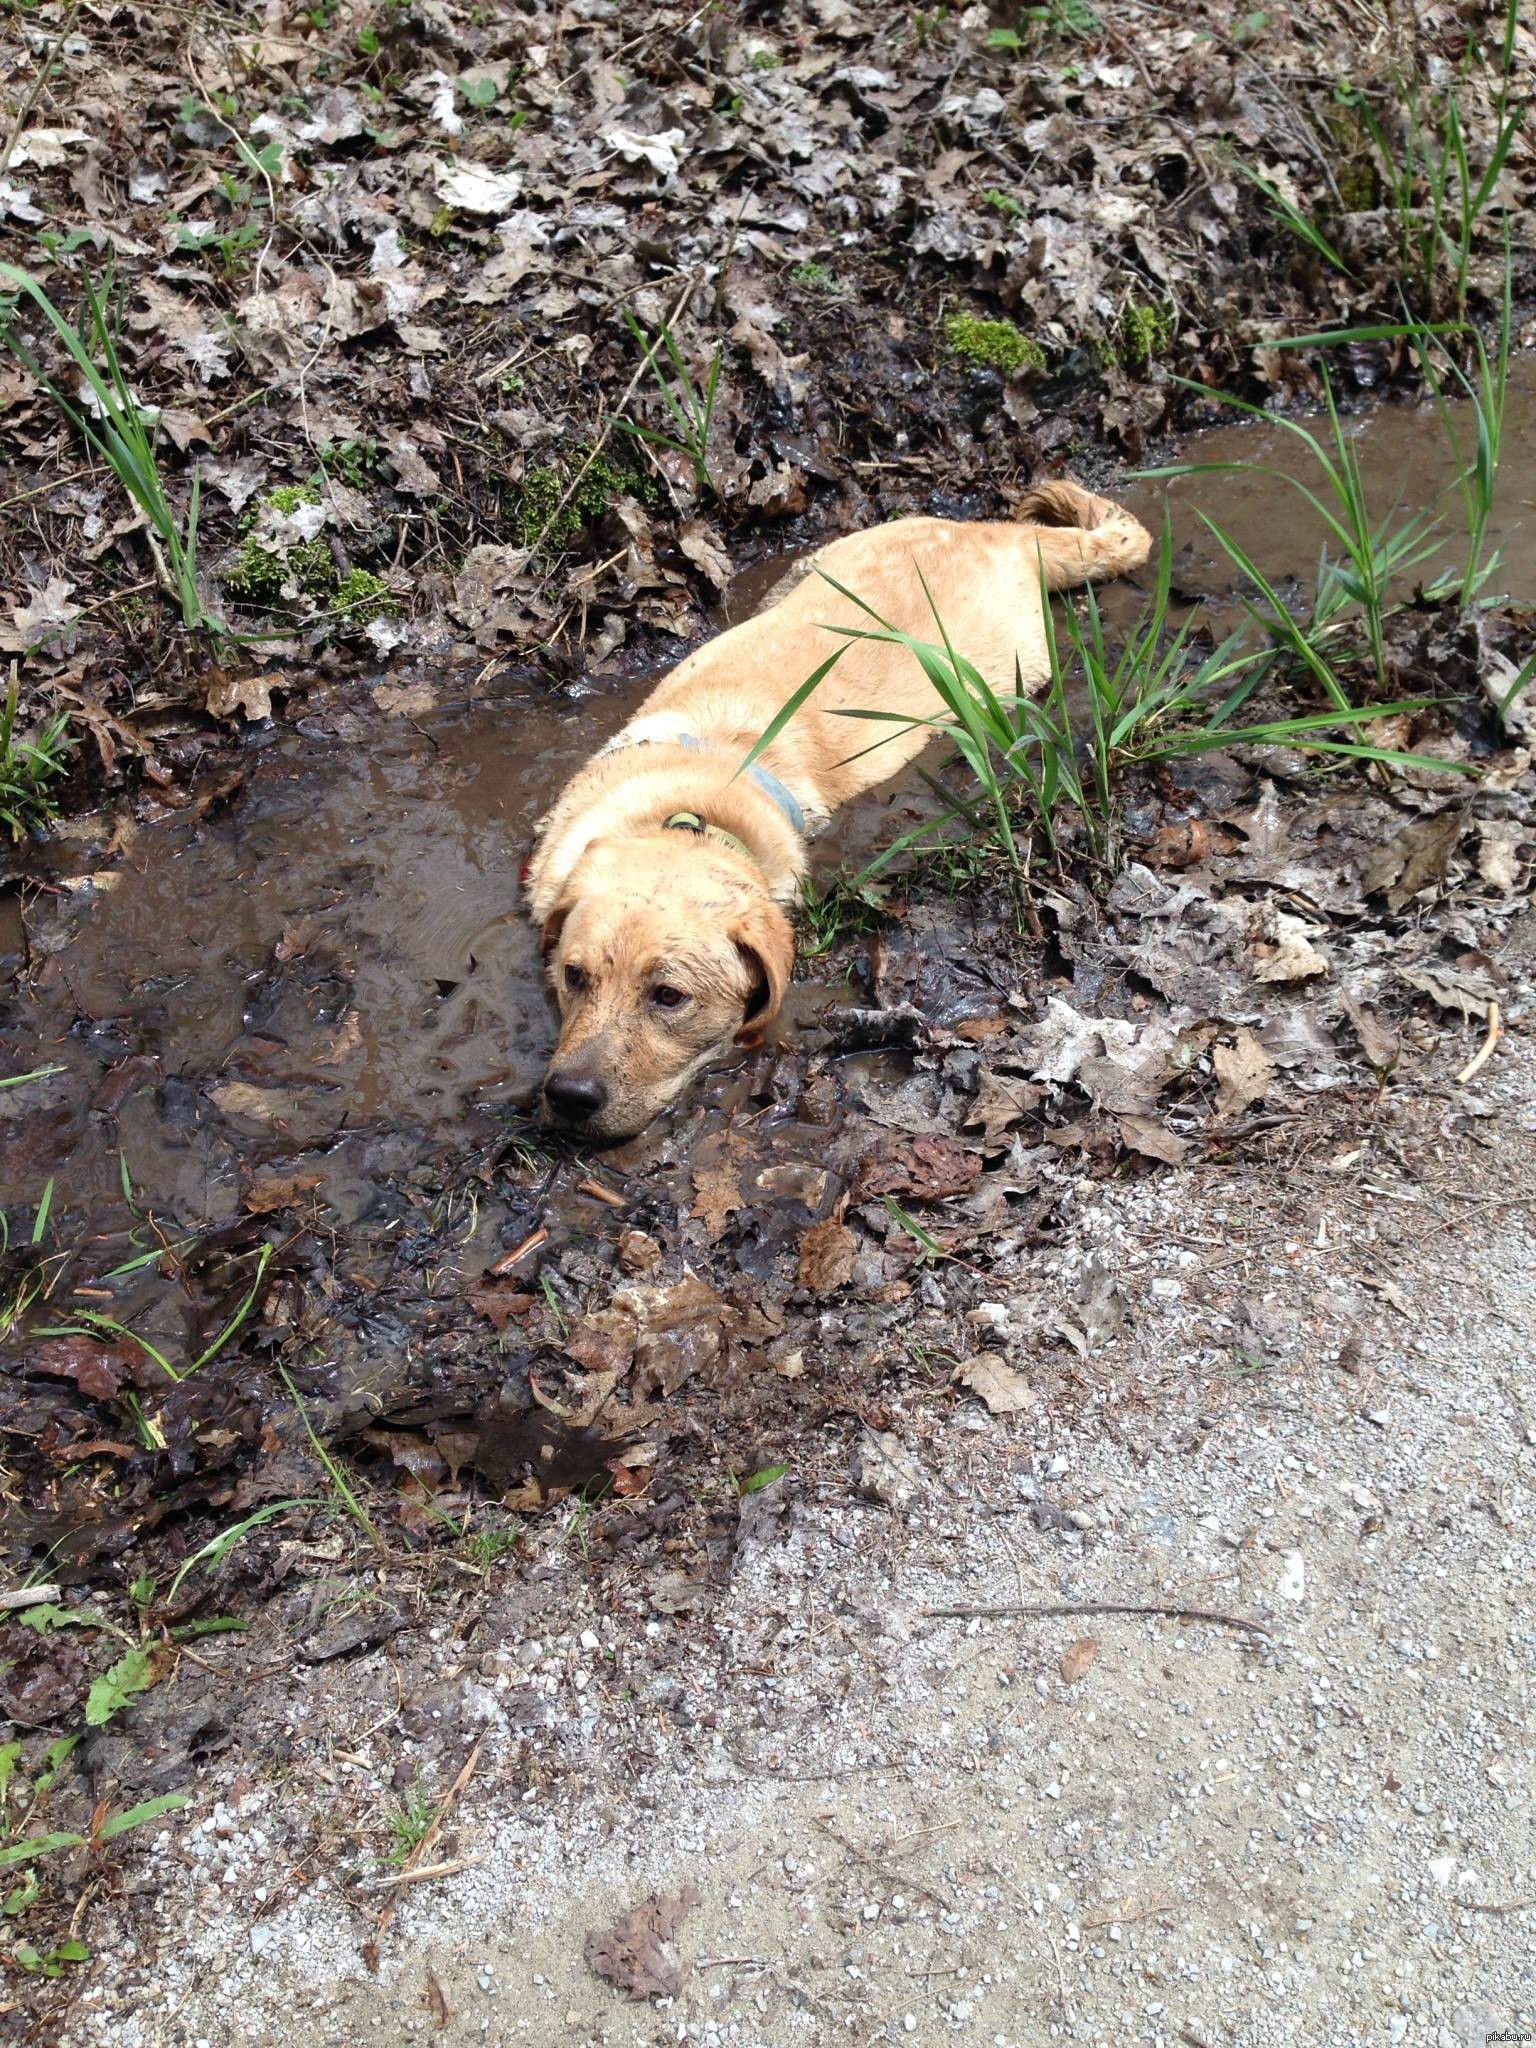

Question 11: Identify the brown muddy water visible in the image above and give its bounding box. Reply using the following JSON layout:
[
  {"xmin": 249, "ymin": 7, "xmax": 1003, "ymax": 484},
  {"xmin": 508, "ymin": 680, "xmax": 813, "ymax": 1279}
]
[{"xmin": 2, "ymin": 360, "xmax": 1533, "ymax": 1257}]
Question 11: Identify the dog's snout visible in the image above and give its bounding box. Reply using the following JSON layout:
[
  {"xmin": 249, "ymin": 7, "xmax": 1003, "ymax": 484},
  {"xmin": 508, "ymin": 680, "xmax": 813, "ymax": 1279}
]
[{"xmin": 543, "ymin": 1071, "xmax": 609, "ymax": 1123}]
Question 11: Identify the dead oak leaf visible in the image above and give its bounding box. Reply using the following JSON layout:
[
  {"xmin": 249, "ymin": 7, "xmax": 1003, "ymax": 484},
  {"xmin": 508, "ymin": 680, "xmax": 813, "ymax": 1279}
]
[
  {"xmin": 1211, "ymin": 1028, "xmax": 1276, "ymax": 1119},
  {"xmin": 1117, "ymin": 1114, "xmax": 1188, "ymax": 1166},
  {"xmin": 584, "ymin": 1887, "xmax": 698, "ymax": 2001},
  {"xmin": 956, "ymin": 1352, "xmax": 1032, "ymax": 1414},
  {"xmin": 852, "ymin": 1135, "xmax": 981, "ymax": 1203},
  {"xmin": 690, "ymin": 1154, "xmax": 745, "ymax": 1241},
  {"xmin": 1, "ymin": 573, "xmax": 76, "ymax": 653},
  {"xmin": 964, "ymin": 1069, "xmax": 1041, "ymax": 1145},
  {"xmin": 677, "ymin": 519, "xmax": 733, "ymax": 593},
  {"xmin": 206, "ymin": 671, "xmax": 278, "ymax": 722},
  {"xmin": 1250, "ymin": 907, "xmax": 1329, "ymax": 983},
  {"xmin": 798, "ymin": 1217, "xmax": 857, "ymax": 1292}
]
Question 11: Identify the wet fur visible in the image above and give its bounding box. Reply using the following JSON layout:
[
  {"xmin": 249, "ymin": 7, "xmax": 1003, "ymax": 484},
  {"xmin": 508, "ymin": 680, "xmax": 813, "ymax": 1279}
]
[{"xmin": 527, "ymin": 481, "xmax": 1151, "ymax": 1138}]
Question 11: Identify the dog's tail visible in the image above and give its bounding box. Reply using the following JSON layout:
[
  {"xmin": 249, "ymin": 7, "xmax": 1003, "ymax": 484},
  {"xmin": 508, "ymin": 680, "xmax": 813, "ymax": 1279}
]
[{"xmin": 1014, "ymin": 478, "xmax": 1152, "ymax": 592}]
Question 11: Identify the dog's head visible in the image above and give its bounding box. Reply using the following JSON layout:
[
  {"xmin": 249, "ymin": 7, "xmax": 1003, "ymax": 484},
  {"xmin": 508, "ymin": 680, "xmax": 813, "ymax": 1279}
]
[{"xmin": 537, "ymin": 834, "xmax": 794, "ymax": 1142}]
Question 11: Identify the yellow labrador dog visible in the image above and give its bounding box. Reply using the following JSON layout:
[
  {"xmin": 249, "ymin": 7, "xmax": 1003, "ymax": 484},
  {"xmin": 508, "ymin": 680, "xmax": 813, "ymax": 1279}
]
[{"xmin": 526, "ymin": 480, "xmax": 1151, "ymax": 1139}]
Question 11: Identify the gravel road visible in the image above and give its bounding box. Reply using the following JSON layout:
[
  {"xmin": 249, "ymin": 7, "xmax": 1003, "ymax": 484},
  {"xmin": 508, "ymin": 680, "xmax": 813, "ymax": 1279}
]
[{"xmin": 77, "ymin": 1052, "xmax": 1536, "ymax": 2048}]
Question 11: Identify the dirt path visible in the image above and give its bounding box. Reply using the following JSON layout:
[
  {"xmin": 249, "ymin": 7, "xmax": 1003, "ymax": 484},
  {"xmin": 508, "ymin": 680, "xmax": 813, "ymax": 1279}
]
[{"xmin": 72, "ymin": 1048, "xmax": 1534, "ymax": 2048}]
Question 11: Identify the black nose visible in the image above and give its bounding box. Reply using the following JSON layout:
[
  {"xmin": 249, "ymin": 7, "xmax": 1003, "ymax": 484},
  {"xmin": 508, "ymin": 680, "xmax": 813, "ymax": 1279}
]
[{"xmin": 543, "ymin": 1072, "xmax": 608, "ymax": 1122}]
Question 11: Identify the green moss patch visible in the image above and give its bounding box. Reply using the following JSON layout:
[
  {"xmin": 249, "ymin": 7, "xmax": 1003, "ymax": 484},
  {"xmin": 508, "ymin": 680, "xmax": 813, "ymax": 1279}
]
[
  {"xmin": 512, "ymin": 448, "xmax": 652, "ymax": 552},
  {"xmin": 331, "ymin": 568, "xmax": 397, "ymax": 623},
  {"xmin": 224, "ymin": 535, "xmax": 334, "ymax": 604},
  {"xmin": 943, "ymin": 313, "xmax": 1047, "ymax": 376}
]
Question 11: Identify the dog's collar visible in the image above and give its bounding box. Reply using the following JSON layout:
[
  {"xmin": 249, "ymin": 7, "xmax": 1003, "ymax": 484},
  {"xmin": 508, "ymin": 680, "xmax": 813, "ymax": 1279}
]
[
  {"xmin": 663, "ymin": 810, "xmax": 755, "ymax": 862},
  {"xmin": 607, "ymin": 726, "xmax": 807, "ymax": 837}
]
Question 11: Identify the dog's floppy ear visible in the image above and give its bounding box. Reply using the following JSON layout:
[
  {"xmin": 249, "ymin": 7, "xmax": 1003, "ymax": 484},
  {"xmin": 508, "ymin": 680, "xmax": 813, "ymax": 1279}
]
[
  {"xmin": 540, "ymin": 891, "xmax": 573, "ymax": 962},
  {"xmin": 731, "ymin": 897, "xmax": 795, "ymax": 1047}
]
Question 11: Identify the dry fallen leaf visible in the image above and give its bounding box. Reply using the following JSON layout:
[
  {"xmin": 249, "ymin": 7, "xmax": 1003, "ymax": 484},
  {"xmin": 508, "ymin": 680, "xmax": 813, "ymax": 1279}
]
[
  {"xmin": 1212, "ymin": 1028, "xmax": 1276, "ymax": 1119},
  {"xmin": 583, "ymin": 1887, "xmax": 697, "ymax": 2001},
  {"xmin": 1475, "ymin": 820, "xmax": 1526, "ymax": 893},
  {"xmin": 1361, "ymin": 808, "xmax": 1463, "ymax": 911},
  {"xmin": 1058, "ymin": 1636, "xmax": 1099, "ymax": 1685},
  {"xmin": 798, "ymin": 1218, "xmax": 858, "ymax": 1292},
  {"xmin": 964, "ymin": 1069, "xmax": 1041, "ymax": 1144},
  {"xmin": 1117, "ymin": 1114, "xmax": 1188, "ymax": 1166},
  {"xmin": 434, "ymin": 159, "xmax": 524, "ymax": 214},
  {"xmin": 690, "ymin": 1153, "xmax": 745, "ymax": 1241},
  {"xmin": 677, "ymin": 519, "xmax": 733, "ymax": 593},
  {"xmin": 1397, "ymin": 963, "xmax": 1497, "ymax": 1022},
  {"xmin": 956, "ymin": 1352, "xmax": 1032, "ymax": 1414},
  {"xmin": 1250, "ymin": 907, "xmax": 1330, "ymax": 983},
  {"xmin": 1, "ymin": 573, "xmax": 76, "ymax": 653},
  {"xmin": 1341, "ymin": 992, "xmax": 1399, "ymax": 1071}
]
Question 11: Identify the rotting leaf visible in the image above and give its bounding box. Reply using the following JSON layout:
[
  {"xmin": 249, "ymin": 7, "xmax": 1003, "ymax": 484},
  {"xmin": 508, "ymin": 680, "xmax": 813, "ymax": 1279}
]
[
  {"xmin": 242, "ymin": 1173, "xmax": 322, "ymax": 1216},
  {"xmin": 34, "ymin": 1335, "xmax": 141, "ymax": 1400},
  {"xmin": 583, "ymin": 1886, "xmax": 698, "ymax": 2001},
  {"xmin": 852, "ymin": 1135, "xmax": 981, "ymax": 1203}
]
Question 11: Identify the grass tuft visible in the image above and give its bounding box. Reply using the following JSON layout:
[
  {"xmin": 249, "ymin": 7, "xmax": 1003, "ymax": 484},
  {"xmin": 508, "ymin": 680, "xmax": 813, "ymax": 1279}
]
[
  {"xmin": 0, "ymin": 264, "xmax": 225, "ymax": 643},
  {"xmin": 1, "ymin": 672, "xmax": 74, "ymax": 840}
]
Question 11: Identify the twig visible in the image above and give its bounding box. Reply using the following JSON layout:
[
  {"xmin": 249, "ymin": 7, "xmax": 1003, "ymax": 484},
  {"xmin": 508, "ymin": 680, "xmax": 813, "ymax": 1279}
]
[
  {"xmin": 576, "ymin": 1177, "xmax": 627, "ymax": 1209},
  {"xmin": 922, "ymin": 1600, "xmax": 1272, "ymax": 1638},
  {"xmin": 0, "ymin": 1583, "xmax": 62, "ymax": 1611},
  {"xmin": 366, "ymin": 1856, "xmax": 483, "ymax": 1891},
  {"xmin": 376, "ymin": 1735, "xmax": 484, "ymax": 1930},
  {"xmin": 1455, "ymin": 1000, "xmax": 1501, "ymax": 1083},
  {"xmin": 1460, "ymin": 1896, "xmax": 1536, "ymax": 1915},
  {"xmin": 1412, "ymin": 1191, "xmax": 1536, "ymax": 1249},
  {"xmin": 490, "ymin": 1226, "xmax": 548, "ymax": 1274}
]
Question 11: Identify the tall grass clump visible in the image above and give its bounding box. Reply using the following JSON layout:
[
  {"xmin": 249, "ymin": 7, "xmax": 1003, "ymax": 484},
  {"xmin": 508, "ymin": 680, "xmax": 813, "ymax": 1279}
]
[
  {"xmin": 1257, "ymin": 0, "xmax": 1523, "ymax": 326},
  {"xmin": 1141, "ymin": 369, "xmax": 1448, "ymax": 697},
  {"xmin": 0, "ymin": 264, "xmax": 225, "ymax": 641},
  {"xmin": 1, "ymin": 671, "xmax": 74, "ymax": 837},
  {"xmin": 742, "ymin": 535, "xmax": 1462, "ymax": 893},
  {"xmin": 1339, "ymin": 0, "xmax": 1523, "ymax": 326},
  {"xmin": 617, "ymin": 308, "xmax": 722, "ymax": 495}
]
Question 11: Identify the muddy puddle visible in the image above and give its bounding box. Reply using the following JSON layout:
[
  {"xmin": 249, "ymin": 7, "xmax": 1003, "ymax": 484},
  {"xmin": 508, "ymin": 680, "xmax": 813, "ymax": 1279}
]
[{"xmin": 1, "ymin": 363, "xmax": 1532, "ymax": 1400}]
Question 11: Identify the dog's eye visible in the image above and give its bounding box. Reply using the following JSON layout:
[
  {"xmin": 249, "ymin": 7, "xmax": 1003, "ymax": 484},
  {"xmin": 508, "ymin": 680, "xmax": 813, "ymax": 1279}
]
[
  {"xmin": 650, "ymin": 983, "xmax": 688, "ymax": 1010},
  {"xmin": 563, "ymin": 964, "xmax": 587, "ymax": 993}
]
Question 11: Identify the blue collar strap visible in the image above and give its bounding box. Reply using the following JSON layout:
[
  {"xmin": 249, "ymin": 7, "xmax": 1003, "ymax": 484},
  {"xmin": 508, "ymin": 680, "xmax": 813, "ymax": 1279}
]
[{"xmin": 671, "ymin": 734, "xmax": 806, "ymax": 836}]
